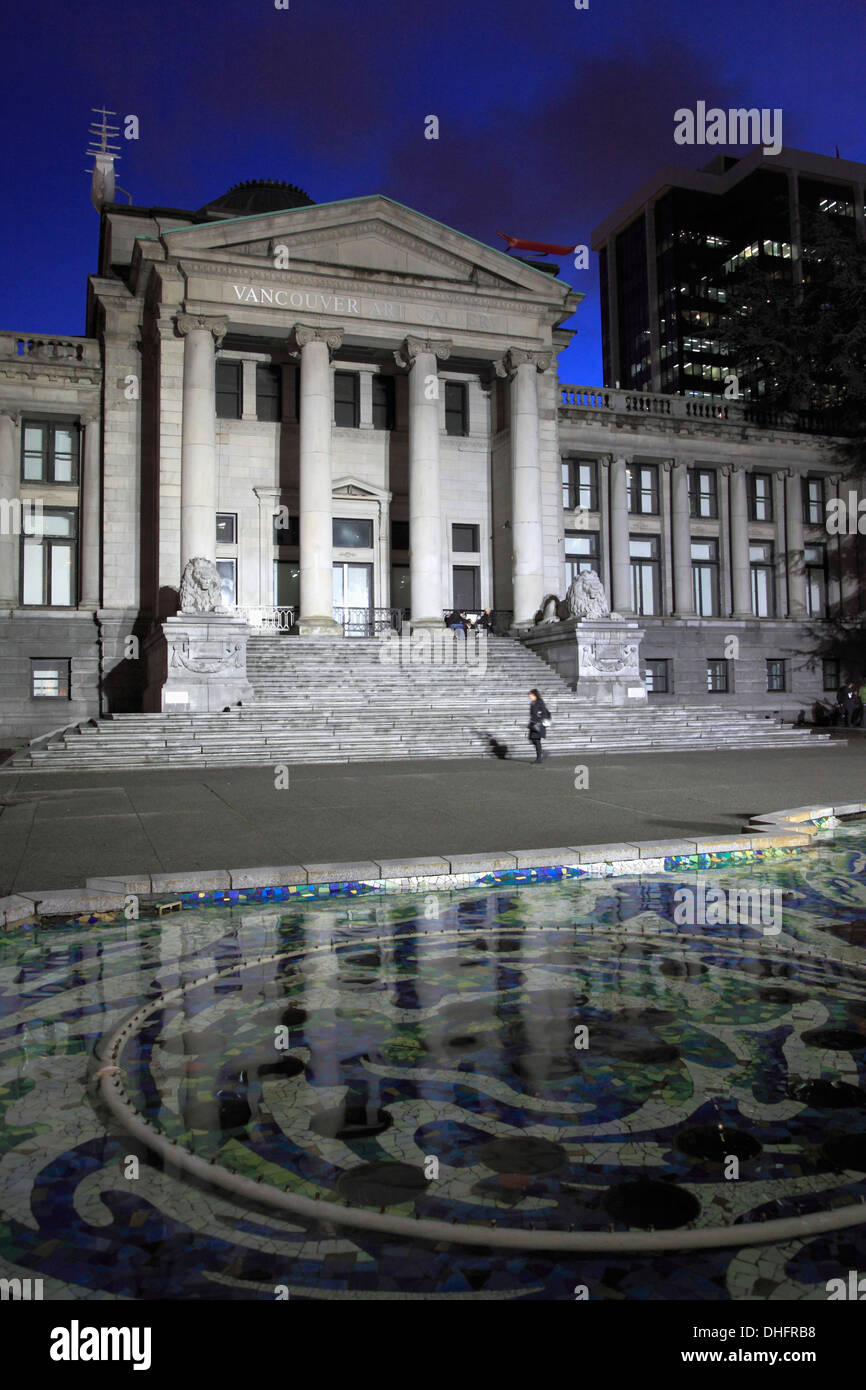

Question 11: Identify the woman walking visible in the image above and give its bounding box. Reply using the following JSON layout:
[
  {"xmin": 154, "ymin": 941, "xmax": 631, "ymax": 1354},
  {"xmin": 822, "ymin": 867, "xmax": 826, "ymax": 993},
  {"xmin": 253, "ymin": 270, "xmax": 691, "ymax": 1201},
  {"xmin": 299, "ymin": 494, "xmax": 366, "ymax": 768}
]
[{"xmin": 528, "ymin": 688, "xmax": 551, "ymax": 764}]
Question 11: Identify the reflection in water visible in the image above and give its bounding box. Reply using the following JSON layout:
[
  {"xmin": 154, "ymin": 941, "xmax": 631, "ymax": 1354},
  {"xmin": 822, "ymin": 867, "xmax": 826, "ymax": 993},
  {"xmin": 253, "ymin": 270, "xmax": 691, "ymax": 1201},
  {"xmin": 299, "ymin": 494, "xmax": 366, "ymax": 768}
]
[{"xmin": 2, "ymin": 829, "xmax": 866, "ymax": 1296}]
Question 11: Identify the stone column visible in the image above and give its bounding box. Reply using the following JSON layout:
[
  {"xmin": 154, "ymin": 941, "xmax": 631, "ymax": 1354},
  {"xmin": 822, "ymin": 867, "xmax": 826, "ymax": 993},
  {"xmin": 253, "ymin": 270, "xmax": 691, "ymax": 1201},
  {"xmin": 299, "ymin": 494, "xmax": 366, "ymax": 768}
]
[
  {"xmin": 729, "ymin": 465, "xmax": 752, "ymax": 617},
  {"xmin": 177, "ymin": 314, "xmax": 227, "ymax": 572},
  {"xmin": 671, "ymin": 460, "xmax": 695, "ymax": 615},
  {"xmin": 254, "ymin": 486, "xmax": 281, "ymax": 607},
  {"xmin": 495, "ymin": 348, "xmax": 550, "ymax": 628},
  {"xmin": 290, "ymin": 324, "xmax": 344, "ymax": 635},
  {"xmin": 79, "ymin": 415, "xmax": 102, "ymax": 608},
  {"xmin": 0, "ymin": 410, "xmax": 19, "ymax": 607},
  {"xmin": 609, "ymin": 453, "xmax": 632, "ymax": 614},
  {"xmin": 785, "ymin": 468, "xmax": 807, "ymax": 617},
  {"xmin": 394, "ymin": 335, "xmax": 452, "ymax": 628}
]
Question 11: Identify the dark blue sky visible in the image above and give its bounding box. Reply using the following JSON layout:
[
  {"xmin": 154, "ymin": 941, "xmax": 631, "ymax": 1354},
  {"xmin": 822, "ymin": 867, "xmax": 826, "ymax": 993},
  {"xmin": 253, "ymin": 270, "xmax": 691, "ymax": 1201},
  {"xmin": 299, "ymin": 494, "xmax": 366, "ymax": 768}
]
[{"xmin": 1, "ymin": 0, "xmax": 862, "ymax": 383}]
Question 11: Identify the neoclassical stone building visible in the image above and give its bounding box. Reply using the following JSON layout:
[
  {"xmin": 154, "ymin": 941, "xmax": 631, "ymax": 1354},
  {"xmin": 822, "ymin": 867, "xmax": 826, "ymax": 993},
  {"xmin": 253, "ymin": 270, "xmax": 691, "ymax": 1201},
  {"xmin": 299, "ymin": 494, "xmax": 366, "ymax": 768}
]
[{"xmin": 0, "ymin": 178, "xmax": 854, "ymax": 744}]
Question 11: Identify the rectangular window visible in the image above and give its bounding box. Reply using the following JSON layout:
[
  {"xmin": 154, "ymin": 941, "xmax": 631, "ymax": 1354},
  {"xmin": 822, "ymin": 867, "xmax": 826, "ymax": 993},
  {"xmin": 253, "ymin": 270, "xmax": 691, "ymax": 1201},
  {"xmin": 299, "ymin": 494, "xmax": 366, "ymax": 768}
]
[
  {"xmin": 561, "ymin": 459, "xmax": 599, "ymax": 512},
  {"xmin": 750, "ymin": 541, "xmax": 775, "ymax": 617},
  {"xmin": 273, "ymin": 559, "xmax": 300, "ymax": 608},
  {"xmin": 216, "ymin": 513, "xmax": 237, "ymax": 545},
  {"xmin": 215, "ymin": 361, "xmax": 242, "ymax": 419},
  {"xmin": 21, "ymin": 420, "xmax": 79, "ymax": 484},
  {"xmin": 564, "ymin": 531, "xmax": 600, "ymax": 587},
  {"xmin": 391, "ymin": 519, "xmax": 410, "ymax": 551},
  {"xmin": 803, "ymin": 476, "xmax": 824, "ymax": 525},
  {"xmin": 644, "ymin": 658, "xmax": 670, "ymax": 694},
  {"xmin": 766, "ymin": 658, "xmax": 786, "ymax": 692},
  {"xmin": 334, "ymin": 372, "xmax": 360, "ymax": 428},
  {"xmin": 748, "ymin": 473, "xmax": 774, "ymax": 522},
  {"xmin": 215, "ymin": 558, "xmax": 235, "ymax": 607},
  {"xmin": 805, "ymin": 542, "xmax": 826, "ymax": 618},
  {"xmin": 21, "ymin": 508, "xmax": 77, "ymax": 607},
  {"xmin": 707, "ymin": 658, "xmax": 729, "ymax": 693},
  {"xmin": 273, "ymin": 513, "xmax": 300, "ymax": 547},
  {"xmin": 372, "ymin": 375, "xmax": 395, "ymax": 430},
  {"xmin": 256, "ymin": 364, "xmax": 282, "ymax": 422},
  {"xmin": 452, "ymin": 564, "xmax": 480, "ymax": 608},
  {"xmin": 691, "ymin": 539, "xmax": 719, "ymax": 616},
  {"xmin": 31, "ymin": 659, "xmax": 70, "ymax": 699},
  {"xmin": 823, "ymin": 658, "xmax": 840, "ymax": 692},
  {"xmin": 627, "ymin": 463, "xmax": 659, "ymax": 515},
  {"xmin": 452, "ymin": 523, "xmax": 480, "ymax": 553},
  {"xmin": 629, "ymin": 535, "xmax": 661, "ymax": 615},
  {"xmin": 444, "ymin": 382, "xmax": 468, "ymax": 436},
  {"xmin": 688, "ymin": 468, "xmax": 718, "ymax": 519},
  {"xmin": 391, "ymin": 563, "xmax": 410, "ymax": 611},
  {"xmin": 333, "ymin": 517, "xmax": 373, "ymax": 549}
]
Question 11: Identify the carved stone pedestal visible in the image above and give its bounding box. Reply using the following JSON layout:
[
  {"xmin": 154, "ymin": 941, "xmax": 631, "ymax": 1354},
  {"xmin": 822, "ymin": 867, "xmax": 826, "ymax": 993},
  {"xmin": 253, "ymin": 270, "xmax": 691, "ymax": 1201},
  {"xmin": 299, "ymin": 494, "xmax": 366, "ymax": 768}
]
[
  {"xmin": 574, "ymin": 619, "xmax": 647, "ymax": 706},
  {"xmin": 520, "ymin": 617, "xmax": 647, "ymax": 705},
  {"xmin": 144, "ymin": 614, "xmax": 254, "ymax": 713}
]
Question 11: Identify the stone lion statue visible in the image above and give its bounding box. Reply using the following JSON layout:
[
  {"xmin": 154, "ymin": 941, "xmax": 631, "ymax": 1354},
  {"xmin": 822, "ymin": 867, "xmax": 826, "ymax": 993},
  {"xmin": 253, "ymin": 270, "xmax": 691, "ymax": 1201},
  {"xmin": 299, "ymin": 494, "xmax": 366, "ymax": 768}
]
[
  {"xmin": 179, "ymin": 557, "xmax": 223, "ymax": 614},
  {"xmin": 566, "ymin": 570, "xmax": 612, "ymax": 620}
]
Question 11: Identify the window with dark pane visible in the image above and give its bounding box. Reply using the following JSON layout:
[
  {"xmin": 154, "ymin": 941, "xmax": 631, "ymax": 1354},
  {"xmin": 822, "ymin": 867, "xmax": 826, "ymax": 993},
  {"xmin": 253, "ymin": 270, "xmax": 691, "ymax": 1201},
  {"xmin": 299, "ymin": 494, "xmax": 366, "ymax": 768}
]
[
  {"xmin": 333, "ymin": 517, "xmax": 373, "ymax": 549},
  {"xmin": 372, "ymin": 374, "xmax": 395, "ymax": 430},
  {"xmin": 452, "ymin": 524, "xmax": 479, "ymax": 553},
  {"xmin": 707, "ymin": 658, "xmax": 729, "ymax": 693},
  {"xmin": 273, "ymin": 513, "xmax": 300, "ymax": 546},
  {"xmin": 823, "ymin": 658, "xmax": 840, "ymax": 691},
  {"xmin": 766, "ymin": 659, "xmax": 786, "ymax": 692},
  {"xmin": 644, "ymin": 658, "xmax": 669, "ymax": 694},
  {"xmin": 444, "ymin": 382, "xmax": 468, "ymax": 436},
  {"xmin": 391, "ymin": 519, "xmax": 410, "ymax": 552},
  {"xmin": 215, "ymin": 361, "xmax": 242, "ymax": 419},
  {"xmin": 216, "ymin": 513, "xmax": 237, "ymax": 545},
  {"xmin": 334, "ymin": 372, "xmax": 359, "ymax": 427},
  {"xmin": 256, "ymin": 364, "xmax": 282, "ymax": 422}
]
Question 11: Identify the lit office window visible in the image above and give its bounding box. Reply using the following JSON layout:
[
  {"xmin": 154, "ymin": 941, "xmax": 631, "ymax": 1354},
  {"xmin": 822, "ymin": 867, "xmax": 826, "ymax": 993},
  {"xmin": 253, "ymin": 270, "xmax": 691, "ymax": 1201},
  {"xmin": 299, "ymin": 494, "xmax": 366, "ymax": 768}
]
[
  {"xmin": 691, "ymin": 539, "xmax": 719, "ymax": 616},
  {"xmin": 629, "ymin": 535, "xmax": 660, "ymax": 614},
  {"xmin": 750, "ymin": 541, "xmax": 775, "ymax": 617}
]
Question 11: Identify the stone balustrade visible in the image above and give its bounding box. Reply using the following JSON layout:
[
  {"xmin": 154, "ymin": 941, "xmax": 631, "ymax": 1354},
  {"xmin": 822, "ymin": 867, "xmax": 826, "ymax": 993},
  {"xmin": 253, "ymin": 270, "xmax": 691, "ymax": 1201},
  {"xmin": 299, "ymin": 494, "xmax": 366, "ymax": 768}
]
[
  {"xmin": 559, "ymin": 383, "xmax": 831, "ymax": 434},
  {"xmin": 0, "ymin": 331, "xmax": 101, "ymax": 367}
]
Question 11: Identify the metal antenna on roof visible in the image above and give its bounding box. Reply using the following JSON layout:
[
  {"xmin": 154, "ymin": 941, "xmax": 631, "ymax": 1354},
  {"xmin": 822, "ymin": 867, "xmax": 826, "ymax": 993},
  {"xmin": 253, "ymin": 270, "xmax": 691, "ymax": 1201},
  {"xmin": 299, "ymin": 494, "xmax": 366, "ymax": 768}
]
[{"xmin": 85, "ymin": 106, "xmax": 129, "ymax": 210}]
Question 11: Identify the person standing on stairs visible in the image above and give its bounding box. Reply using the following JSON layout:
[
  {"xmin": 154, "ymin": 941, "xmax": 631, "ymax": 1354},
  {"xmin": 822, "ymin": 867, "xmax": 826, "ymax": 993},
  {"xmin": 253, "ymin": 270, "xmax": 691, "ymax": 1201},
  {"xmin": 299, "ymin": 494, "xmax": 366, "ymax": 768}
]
[{"xmin": 528, "ymin": 688, "xmax": 551, "ymax": 764}]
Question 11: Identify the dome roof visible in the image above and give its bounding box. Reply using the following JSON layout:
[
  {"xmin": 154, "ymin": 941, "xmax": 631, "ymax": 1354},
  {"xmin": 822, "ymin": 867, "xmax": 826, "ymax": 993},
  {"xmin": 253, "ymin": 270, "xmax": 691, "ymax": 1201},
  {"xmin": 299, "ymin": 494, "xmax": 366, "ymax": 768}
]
[{"xmin": 198, "ymin": 180, "xmax": 315, "ymax": 220}]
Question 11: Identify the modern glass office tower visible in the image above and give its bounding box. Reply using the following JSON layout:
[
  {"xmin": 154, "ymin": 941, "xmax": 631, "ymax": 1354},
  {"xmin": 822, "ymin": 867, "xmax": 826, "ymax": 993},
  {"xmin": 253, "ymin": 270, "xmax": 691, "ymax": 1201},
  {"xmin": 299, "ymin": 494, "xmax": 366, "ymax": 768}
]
[{"xmin": 592, "ymin": 147, "xmax": 866, "ymax": 398}]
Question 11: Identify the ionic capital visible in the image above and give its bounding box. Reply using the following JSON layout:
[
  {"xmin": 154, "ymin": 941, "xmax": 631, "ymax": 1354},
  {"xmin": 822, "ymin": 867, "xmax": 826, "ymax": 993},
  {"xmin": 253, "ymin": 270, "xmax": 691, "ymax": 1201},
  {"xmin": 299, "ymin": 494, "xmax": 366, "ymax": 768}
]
[
  {"xmin": 288, "ymin": 324, "xmax": 344, "ymax": 357},
  {"xmin": 393, "ymin": 335, "xmax": 452, "ymax": 369},
  {"xmin": 0, "ymin": 408, "xmax": 20, "ymax": 425},
  {"xmin": 494, "ymin": 347, "xmax": 553, "ymax": 378},
  {"xmin": 175, "ymin": 314, "xmax": 228, "ymax": 346}
]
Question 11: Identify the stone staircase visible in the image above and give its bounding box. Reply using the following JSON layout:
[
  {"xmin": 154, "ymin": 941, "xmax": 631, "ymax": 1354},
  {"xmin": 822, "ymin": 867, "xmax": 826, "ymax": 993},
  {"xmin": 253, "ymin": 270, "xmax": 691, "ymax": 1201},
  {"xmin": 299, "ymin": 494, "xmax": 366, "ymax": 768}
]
[{"xmin": 2, "ymin": 633, "xmax": 831, "ymax": 771}]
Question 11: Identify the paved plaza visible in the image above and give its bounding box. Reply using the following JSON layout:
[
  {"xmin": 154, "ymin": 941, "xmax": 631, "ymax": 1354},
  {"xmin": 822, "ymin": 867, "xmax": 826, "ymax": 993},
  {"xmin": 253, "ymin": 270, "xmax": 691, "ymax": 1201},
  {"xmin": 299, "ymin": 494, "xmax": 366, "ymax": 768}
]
[{"xmin": 0, "ymin": 739, "xmax": 859, "ymax": 896}]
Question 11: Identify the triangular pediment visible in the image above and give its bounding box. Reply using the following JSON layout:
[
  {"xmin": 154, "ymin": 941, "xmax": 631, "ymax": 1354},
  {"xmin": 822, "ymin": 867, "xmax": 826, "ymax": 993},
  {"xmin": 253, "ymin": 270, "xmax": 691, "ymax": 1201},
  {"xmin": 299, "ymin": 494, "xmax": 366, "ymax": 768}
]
[
  {"xmin": 332, "ymin": 476, "xmax": 389, "ymax": 502},
  {"xmin": 159, "ymin": 195, "xmax": 574, "ymax": 306}
]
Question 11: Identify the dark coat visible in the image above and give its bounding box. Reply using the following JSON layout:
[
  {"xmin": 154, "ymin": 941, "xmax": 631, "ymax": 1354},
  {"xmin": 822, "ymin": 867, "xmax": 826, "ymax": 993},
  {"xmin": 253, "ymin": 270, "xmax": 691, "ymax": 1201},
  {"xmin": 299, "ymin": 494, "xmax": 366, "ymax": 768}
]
[{"xmin": 528, "ymin": 698, "xmax": 551, "ymax": 738}]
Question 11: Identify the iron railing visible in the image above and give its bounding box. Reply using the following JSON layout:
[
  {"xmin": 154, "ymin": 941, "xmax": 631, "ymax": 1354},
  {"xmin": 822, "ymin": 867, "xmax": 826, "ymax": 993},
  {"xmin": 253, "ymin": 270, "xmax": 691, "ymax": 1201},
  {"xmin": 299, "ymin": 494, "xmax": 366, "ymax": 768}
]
[
  {"xmin": 334, "ymin": 606, "xmax": 407, "ymax": 637},
  {"xmin": 228, "ymin": 605, "xmax": 295, "ymax": 632}
]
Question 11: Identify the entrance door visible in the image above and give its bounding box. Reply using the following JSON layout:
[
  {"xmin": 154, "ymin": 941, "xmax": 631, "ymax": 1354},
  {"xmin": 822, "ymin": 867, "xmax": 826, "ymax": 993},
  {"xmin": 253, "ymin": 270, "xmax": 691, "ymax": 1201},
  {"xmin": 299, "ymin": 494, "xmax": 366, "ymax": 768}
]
[{"xmin": 333, "ymin": 562, "xmax": 373, "ymax": 636}]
